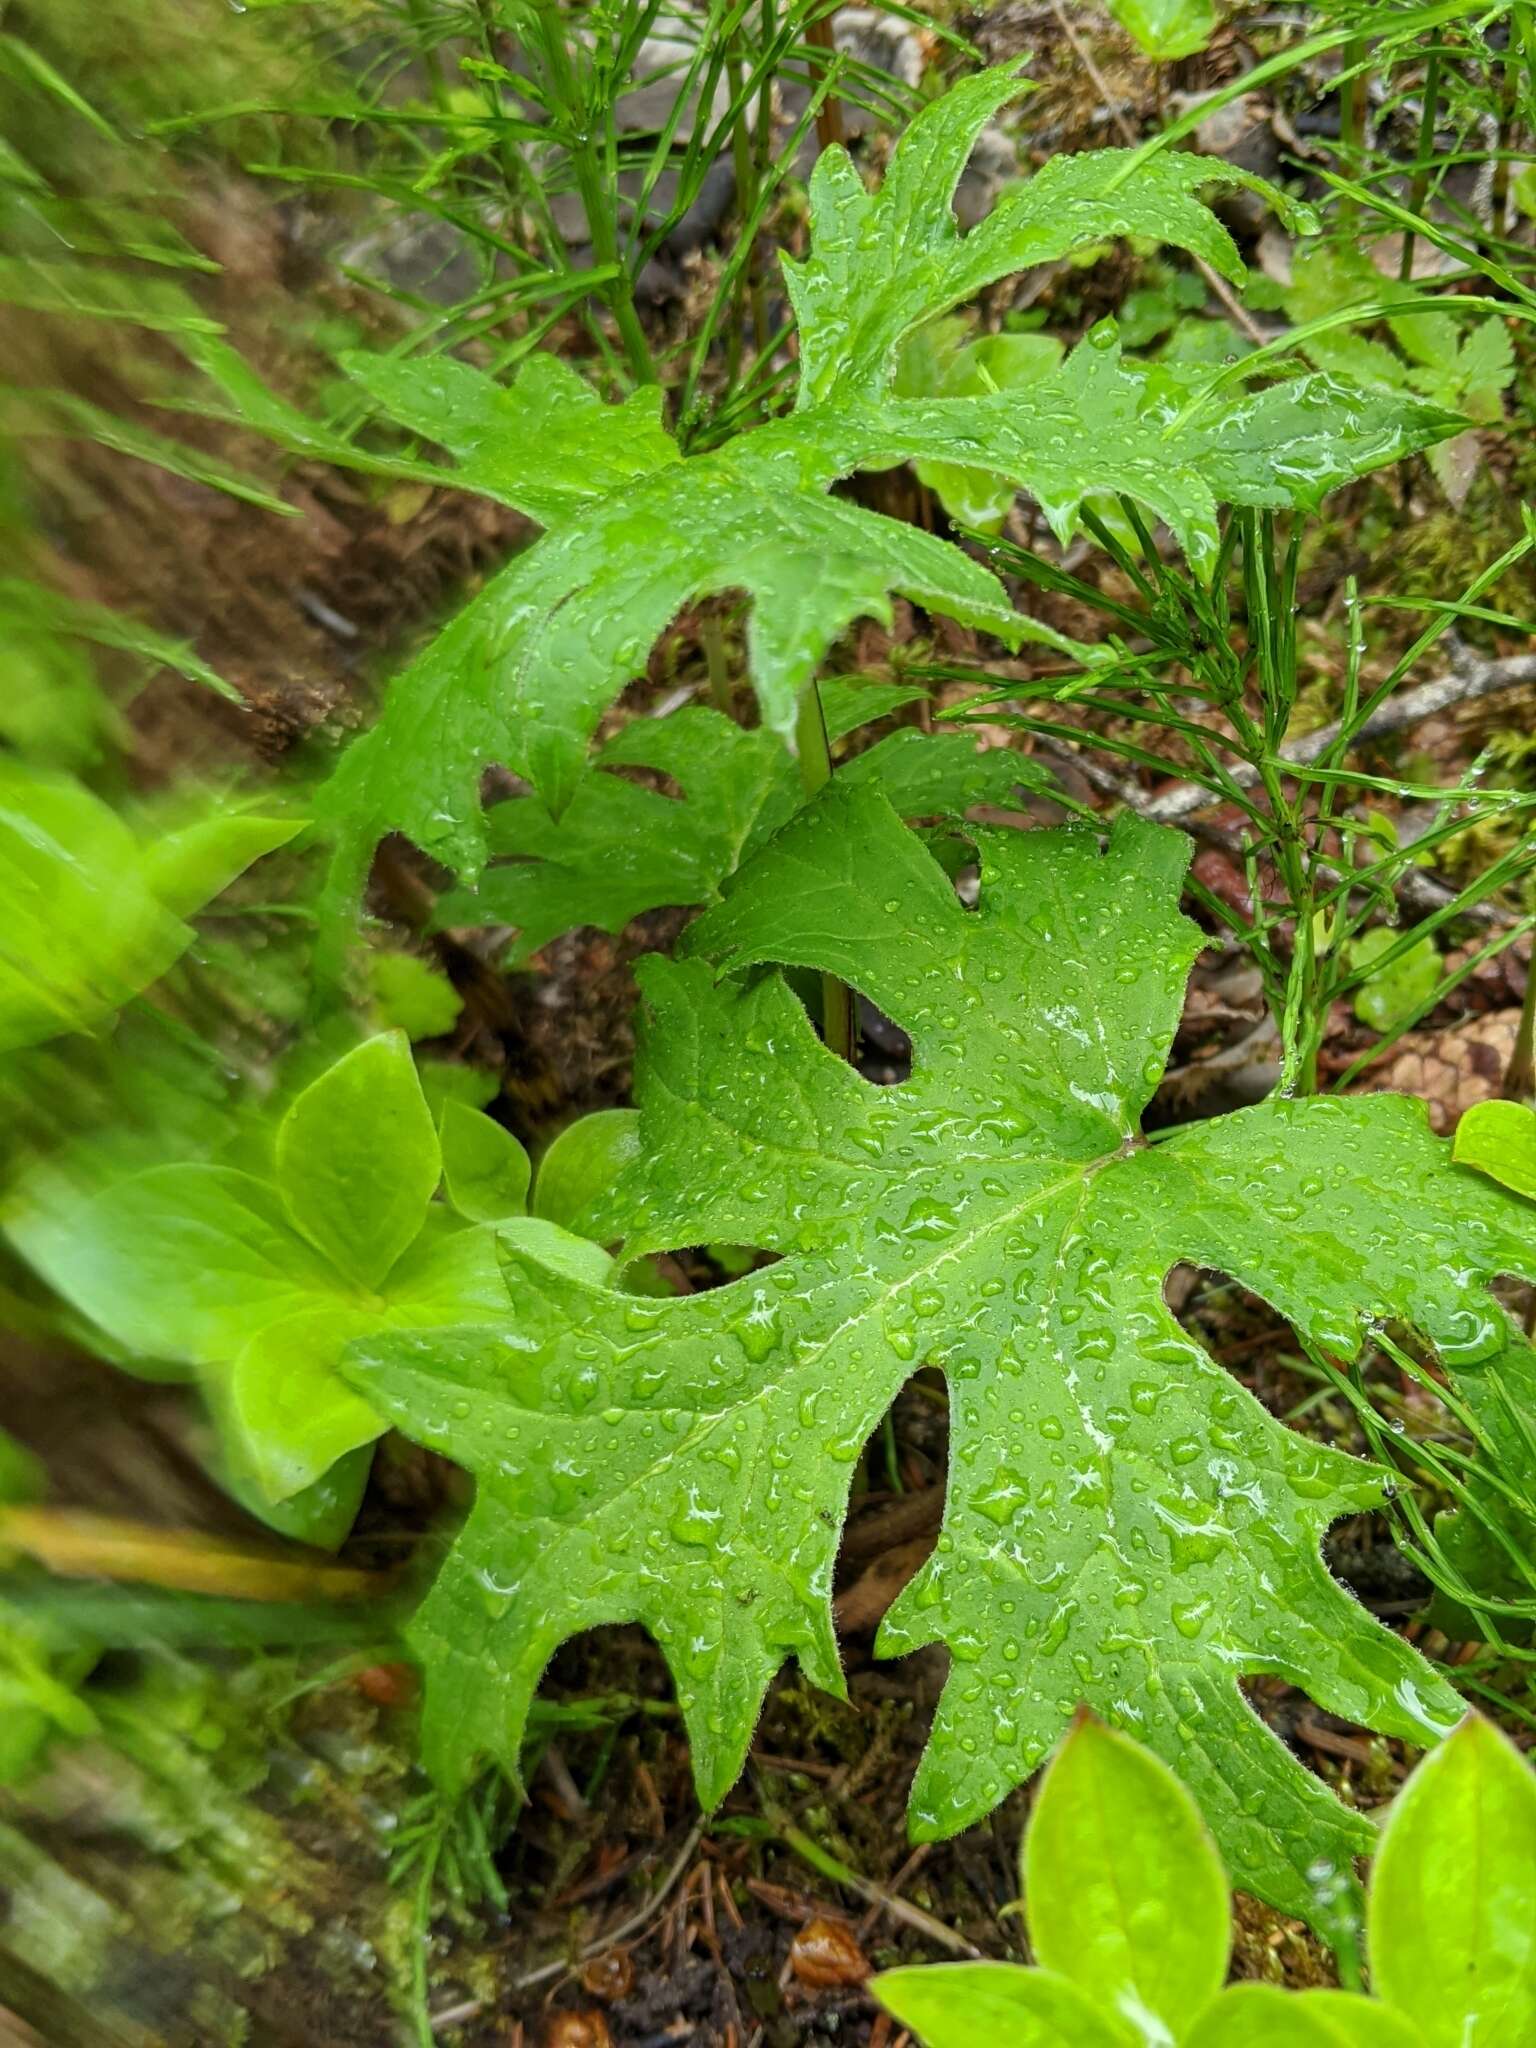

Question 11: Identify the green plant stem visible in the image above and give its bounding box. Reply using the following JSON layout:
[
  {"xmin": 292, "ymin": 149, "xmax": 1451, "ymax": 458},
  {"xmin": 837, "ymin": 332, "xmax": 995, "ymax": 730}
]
[
  {"xmin": 701, "ymin": 613, "xmax": 733, "ymax": 715},
  {"xmin": 750, "ymin": 0, "xmax": 778, "ymax": 352},
  {"xmin": 1338, "ymin": 38, "xmax": 1369, "ymax": 228},
  {"xmin": 1507, "ymin": 949, "xmax": 1536, "ymax": 1102},
  {"xmin": 794, "ymin": 682, "xmax": 855, "ymax": 1063},
  {"xmin": 408, "ymin": 0, "xmax": 451, "ymax": 117},
  {"xmin": 532, "ymin": 1, "xmax": 656, "ymax": 385},
  {"xmin": 726, "ymin": 31, "xmax": 757, "ymax": 385},
  {"xmin": 1399, "ymin": 49, "xmax": 1442, "ymax": 280}
]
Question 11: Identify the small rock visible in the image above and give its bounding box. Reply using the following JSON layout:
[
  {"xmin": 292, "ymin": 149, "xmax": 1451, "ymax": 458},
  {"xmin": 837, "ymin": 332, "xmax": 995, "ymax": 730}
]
[
  {"xmin": 789, "ymin": 1914, "xmax": 871, "ymax": 1987},
  {"xmin": 955, "ymin": 122, "xmax": 1017, "ymax": 231},
  {"xmin": 617, "ymin": 33, "xmax": 732, "ymax": 137},
  {"xmin": 834, "ymin": 9, "xmax": 925, "ymax": 97}
]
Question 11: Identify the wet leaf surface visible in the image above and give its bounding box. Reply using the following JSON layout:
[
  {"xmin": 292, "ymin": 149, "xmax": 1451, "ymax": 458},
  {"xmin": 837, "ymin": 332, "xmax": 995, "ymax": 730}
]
[{"xmin": 349, "ymin": 791, "xmax": 1536, "ymax": 1924}]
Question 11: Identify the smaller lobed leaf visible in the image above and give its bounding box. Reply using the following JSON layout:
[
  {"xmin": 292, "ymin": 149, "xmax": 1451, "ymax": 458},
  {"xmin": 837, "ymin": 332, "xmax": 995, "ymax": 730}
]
[
  {"xmin": 340, "ymin": 350, "xmax": 681, "ymax": 527},
  {"xmin": 784, "ymin": 62, "xmax": 1299, "ymax": 407},
  {"xmin": 432, "ymin": 709, "xmax": 1052, "ymax": 960}
]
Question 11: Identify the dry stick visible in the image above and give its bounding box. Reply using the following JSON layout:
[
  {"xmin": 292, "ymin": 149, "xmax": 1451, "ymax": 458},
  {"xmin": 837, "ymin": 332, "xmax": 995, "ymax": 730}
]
[
  {"xmin": 1141, "ymin": 644, "xmax": 1536, "ymax": 822},
  {"xmin": 1044, "ymin": 0, "xmax": 1268, "ymax": 346},
  {"xmin": 857, "ymin": 1843, "xmax": 932, "ymax": 1943},
  {"xmin": 776, "ymin": 1821, "xmax": 981, "ymax": 1957},
  {"xmin": 803, "ymin": 10, "xmax": 844, "ymax": 150},
  {"xmin": 0, "ymin": 1507, "xmax": 383, "ymax": 1603},
  {"xmin": 1046, "ymin": 741, "xmax": 1516, "ymax": 930},
  {"xmin": 509, "ymin": 1819, "xmax": 707, "ymax": 1996},
  {"xmin": 1507, "ymin": 956, "xmax": 1536, "ymax": 1103}
]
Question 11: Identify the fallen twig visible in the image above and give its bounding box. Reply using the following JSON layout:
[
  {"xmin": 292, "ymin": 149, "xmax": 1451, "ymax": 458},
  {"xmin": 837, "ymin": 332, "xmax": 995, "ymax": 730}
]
[
  {"xmin": 1040, "ymin": 728, "xmax": 1522, "ymax": 931},
  {"xmin": 511, "ymin": 1818, "xmax": 706, "ymax": 1996},
  {"xmin": 0, "ymin": 1507, "xmax": 383, "ymax": 1603},
  {"xmin": 1144, "ymin": 642, "xmax": 1536, "ymax": 823},
  {"xmin": 776, "ymin": 1821, "xmax": 981, "ymax": 1958}
]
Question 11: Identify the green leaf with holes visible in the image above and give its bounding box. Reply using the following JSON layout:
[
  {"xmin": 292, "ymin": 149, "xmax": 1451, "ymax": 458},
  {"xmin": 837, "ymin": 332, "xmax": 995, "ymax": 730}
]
[
  {"xmin": 432, "ymin": 705, "xmax": 1055, "ymax": 959},
  {"xmin": 315, "ymin": 63, "xmax": 1456, "ymax": 920},
  {"xmin": 345, "ymin": 787, "xmax": 1536, "ymax": 1923}
]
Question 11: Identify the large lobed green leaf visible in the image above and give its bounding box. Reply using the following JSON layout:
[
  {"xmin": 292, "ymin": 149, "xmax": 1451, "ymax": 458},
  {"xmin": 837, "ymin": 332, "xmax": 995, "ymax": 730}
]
[
  {"xmin": 315, "ymin": 65, "xmax": 1458, "ymax": 918},
  {"xmin": 346, "ymin": 789, "xmax": 1536, "ymax": 1921},
  {"xmin": 783, "ymin": 64, "xmax": 1277, "ymax": 406},
  {"xmin": 319, "ymin": 334, "xmax": 1454, "ymax": 899}
]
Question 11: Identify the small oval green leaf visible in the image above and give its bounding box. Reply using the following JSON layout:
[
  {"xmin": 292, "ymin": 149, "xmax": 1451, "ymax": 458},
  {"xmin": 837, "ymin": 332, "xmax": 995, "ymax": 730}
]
[
  {"xmin": 1025, "ymin": 1715, "xmax": 1230, "ymax": 2043},
  {"xmin": 532, "ymin": 1109, "xmax": 641, "ymax": 1234},
  {"xmin": 1107, "ymin": 0, "xmax": 1216, "ymax": 59},
  {"xmin": 1184, "ymin": 1984, "xmax": 1423, "ymax": 2047},
  {"xmin": 440, "ymin": 1100, "xmax": 531, "ymax": 1222},
  {"xmin": 873, "ymin": 1961, "xmax": 1136, "ymax": 2048},
  {"xmin": 228, "ymin": 1304, "xmax": 387, "ymax": 1503},
  {"xmin": 1369, "ymin": 1714, "xmax": 1536, "ymax": 2048},
  {"xmin": 1453, "ymin": 1100, "xmax": 1536, "ymax": 1202},
  {"xmin": 275, "ymin": 1033, "xmax": 441, "ymax": 1290}
]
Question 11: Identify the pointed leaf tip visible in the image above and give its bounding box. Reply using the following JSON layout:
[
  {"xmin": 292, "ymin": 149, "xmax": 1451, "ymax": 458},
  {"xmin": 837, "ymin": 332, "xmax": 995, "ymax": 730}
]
[{"xmin": 275, "ymin": 1032, "xmax": 441, "ymax": 1289}]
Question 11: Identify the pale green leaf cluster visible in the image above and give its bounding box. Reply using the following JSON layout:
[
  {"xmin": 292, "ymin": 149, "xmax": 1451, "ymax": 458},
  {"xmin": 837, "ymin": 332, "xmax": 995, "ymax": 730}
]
[
  {"xmin": 1346, "ymin": 927, "xmax": 1441, "ymax": 1033},
  {"xmin": 894, "ymin": 323, "xmax": 1065, "ymax": 534},
  {"xmin": 875, "ymin": 1711, "xmax": 1536, "ymax": 2048},
  {"xmin": 315, "ymin": 61, "xmax": 1460, "ymax": 919},
  {"xmin": 344, "ymin": 790, "xmax": 1536, "ymax": 1920},
  {"xmin": 19, "ymin": 1034, "xmax": 605, "ymax": 1547},
  {"xmin": 0, "ymin": 759, "xmax": 296, "ymax": 1054}
]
